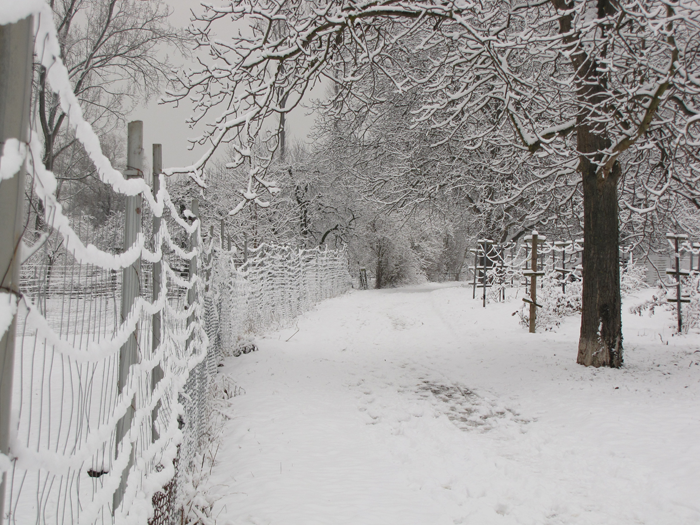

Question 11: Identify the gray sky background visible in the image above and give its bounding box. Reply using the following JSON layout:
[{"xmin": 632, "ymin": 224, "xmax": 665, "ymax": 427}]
[{"xmin": 127, "ymin": 0, "xmax": 325, "ymax": 170}]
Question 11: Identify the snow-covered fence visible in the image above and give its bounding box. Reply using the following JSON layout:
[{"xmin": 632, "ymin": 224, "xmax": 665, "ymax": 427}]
[
  {"xmin": 631, "ymin": 234, "xmax": 700, "ymax": 335},
  {"xmin": 9, "ymin": 213, "xmax": 351, "ymax": 525},
  {"xmin": 8, "ymin": 156, "xmax": 204, "ymax": 525},
  {"xmin": 465, "ymin": 234, "xmax": 651, "ymax": 332},
  {"xmin": 468, "ymin": 237, "xmax": 585, "ymax": 304},
  {"xmin": 638, "ymin": 234, "xmax": 700, "ymax": 334},
  {"xmin": 168, "ymin": 242, "xmax": 350, "ymax": 525},
  {"xmin": 467, "ymin": 235, "xmax": 643, "ymax": 332},
  {"xmin": 212, "ymin": 243, "xmax": 352, "ymax": 355},
  {"xmin": 0, "ymin": 6, "xmax": 352, "ymax": 525}
]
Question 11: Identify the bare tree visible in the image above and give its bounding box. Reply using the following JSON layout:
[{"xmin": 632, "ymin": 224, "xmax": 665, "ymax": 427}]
[
  {"xmin": 34, "ymin": 0, "xmax": 188, "ymax": 206},
  {"xmin": 168, "ymin": 0, "xmax": 700, "ymax": 368}
]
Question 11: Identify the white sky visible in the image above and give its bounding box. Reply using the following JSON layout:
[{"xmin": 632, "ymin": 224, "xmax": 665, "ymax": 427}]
[{"xmin": 126, "ymin": 0, "xmax": 326, "ymax": 170}]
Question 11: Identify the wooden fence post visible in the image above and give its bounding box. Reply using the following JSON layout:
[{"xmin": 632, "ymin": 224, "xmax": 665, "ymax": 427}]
[
  {"xmin": 529, "ymin": 234, "xmax": 539, "ymax": 333},
  {"xmin": 666, "ymin": 233, "xmax": 690, "ymax": 334},
  {"xmin": 114, "ymin": 121, "xmax": 144, "ymax": 512},
  {"xmin": 478, "ymin": 239, "xmax": 493, "ymax": 308},
  {"xmin": 471, "ymin": 247, "xmax": 478, "ymax": 299},
  {"xmin": 523, "ymin": 242, "xmax": 530, "ymax": 295},
  {"xmin": 523, "ymin": 231, "xmax": 545, "ymax": 333},
  {"xmin": 359, "ymin": 268, "xmax": 368, "ymax": 290},
  {"xmin": 206, "ymin": 225, "xmax": 214, "ymax": 292},
  {"xmin": 481, "ymin": 242, "xmax": 486, "ymax": 306},
  {"xmin": 498, "ymin": 246, "xmax": 505, "ymax": 301},
  {"xmin": 554, "ymin": 241, "xmax": 569, "ymax": 293},
  {"xmin": 151, "ymin": 144, "xmax": 163, "ymax": 441},
  {"xmin": 0, "ymin": 15, "xmax": 33, "ymax": 521}
]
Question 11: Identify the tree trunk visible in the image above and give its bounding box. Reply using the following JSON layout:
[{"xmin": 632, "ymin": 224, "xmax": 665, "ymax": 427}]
[
  {"xmin": 548, "ymin": 0, "xmax": 624, "ymax": 368},
  {"xmin": 577, "ymin": 146, "xmax": 623, "ymax": 367}
]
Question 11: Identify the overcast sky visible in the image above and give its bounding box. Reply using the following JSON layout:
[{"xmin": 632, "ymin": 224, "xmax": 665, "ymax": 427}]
[{"xmin": 127, "ymin": 0, "xmax": 325, "ymax": 171}]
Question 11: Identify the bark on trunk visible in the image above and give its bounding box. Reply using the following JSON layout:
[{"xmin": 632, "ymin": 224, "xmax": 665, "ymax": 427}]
[
  {"xmin": 560, "ymin": 0, "xmax": 624, "ymax": 368},
  {"xmin": 577, "ymin": 147, "xmax": 623, "ymax": 367}
]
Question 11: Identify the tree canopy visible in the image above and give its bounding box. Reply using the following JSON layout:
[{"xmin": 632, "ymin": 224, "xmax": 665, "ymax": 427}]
[{"xmin": 166, "ymin": 0, "xmax": 700, "ymax": 367}]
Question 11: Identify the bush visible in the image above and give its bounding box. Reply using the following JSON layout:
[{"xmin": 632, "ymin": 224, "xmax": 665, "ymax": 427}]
[
  {"xmin": 516, "ymin": 261, "xmax": 647, "ymax": 331},
  {"xmin": 364, "ymin": 218, "xmax": 427, "ymax": 288},
  {"xmin": 630, "ymin": 273, "xmax": 700, "ymax": 334},
  {"xmin": 517, "ymin": 271, "xmax": 583, "ymax": 331},
  {"xmin": 620, "ymin": 259, "xmax": 648, "ymax": 296}
]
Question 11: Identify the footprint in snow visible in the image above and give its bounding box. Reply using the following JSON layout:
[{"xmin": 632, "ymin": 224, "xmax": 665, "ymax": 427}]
[{"xmin": 417, "ymin": 381, "xmax": 529, "ymax": 433}]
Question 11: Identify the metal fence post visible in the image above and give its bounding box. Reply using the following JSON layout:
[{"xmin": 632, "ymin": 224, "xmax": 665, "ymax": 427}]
[
  {"xmin": 151, "ymin": 144, "xmax": 163, "ymax": 441},
  {"xmin": 0, "ymin": 15, "xmax": 33, "ymax": 522},
  {"xmin": 187, "ymin": 199, "xmax": 199, "ymax": 352},
  {"xmin": 220, "ymin": 219, "xmax": 225, "ymax": 250},
  {"xmin": 114, "ymin": 121, "xmax": 144, "ymax": 513}
]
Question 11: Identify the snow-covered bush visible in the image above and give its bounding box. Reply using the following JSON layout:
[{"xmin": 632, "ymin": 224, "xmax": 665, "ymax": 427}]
[
  {"xmin": 516, "ymin": 271, "xmax": 583, "ymax": 331},
  {"xmin": 630, "ymin": 273, "xmax": 700, "ymax": 334},
  {"xmin": 515, "ymin": 261, "xmax": 648, "ymax": 331},
  {"xmin": 620, "ymin": 260, "xmax": 648, "ymax": 296},
  {"xmin": 179, "ymin": 373, "xmax": 244, "ymax": 525},
  {"xmin": 486, "ymin": 279, "xmax": 508, "ymax": 303},
  {"xmin": 486, "ymin": 261, "xmax": 522, "ymax": 303}
]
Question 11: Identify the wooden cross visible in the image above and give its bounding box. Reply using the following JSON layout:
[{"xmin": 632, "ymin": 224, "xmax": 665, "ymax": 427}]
[
  {"xmin": 666, "ymin": 233, "xmax": 690, "ymax": 333},
  {"xmin": 522, "ymin": 231, "xmax": 546, "ymax": 333}
]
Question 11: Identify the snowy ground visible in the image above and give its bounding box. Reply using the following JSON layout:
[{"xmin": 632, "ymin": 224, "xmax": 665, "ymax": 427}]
[{"xmin": 205, "ymin": 283, "xmax": 700, "ymax": 525}]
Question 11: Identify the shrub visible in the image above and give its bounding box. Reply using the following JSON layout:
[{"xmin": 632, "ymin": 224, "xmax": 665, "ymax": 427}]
[
  {"xmin": 630, "ymin": 273, "xmax": 700, "ymax": 334},
  {"xmin": 516, "ymin": 261, "xmax": 647, "ymax": 331},
  {"xmin": 517, "ymin": 271, "xmax": 583, "ymax": 331},
  {"xmin": 620, "ymin": 259, "xmax": 648, "ymax": 296}
]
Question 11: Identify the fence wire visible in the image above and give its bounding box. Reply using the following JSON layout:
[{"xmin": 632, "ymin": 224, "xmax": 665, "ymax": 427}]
[
  {"xmin": 9, "ymin": 211, "xmax": 350, "ymax": 525},
  {"xmin": 7, "ymin": 210, "xmax": 351, "ymax": 524},
  {"xmin": 468, "ymin": 239, "xmax": 585, "ymax": 294},
  {"xmin": 213, "ymin": 244, "xmax": 352, "ymax": 351},
  {"xmin": 0, "ymin": 6, "xmax": 352, "ymax": 524}
]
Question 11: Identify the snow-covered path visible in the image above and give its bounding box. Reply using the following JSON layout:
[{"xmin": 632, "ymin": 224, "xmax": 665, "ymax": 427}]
[{"xmin": 206, "ymin": 283, "xmax": 700, "ymax": 525}]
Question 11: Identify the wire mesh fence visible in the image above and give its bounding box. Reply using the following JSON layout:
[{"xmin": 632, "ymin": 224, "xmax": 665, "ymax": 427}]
[
  {"xmin": 213, "ymin": 243, "xmax": 352, "ymax": 355},
  {"xmin": 0, "ymin": 7, "xmax": 352, "ymax": 524},
  {"xmin": 7, "ymin": 206, "xmax": 351, "ymax": 525},
  {"xmin": 8, "ymin": 186, "xmax": 206, "ymax": 524}
]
